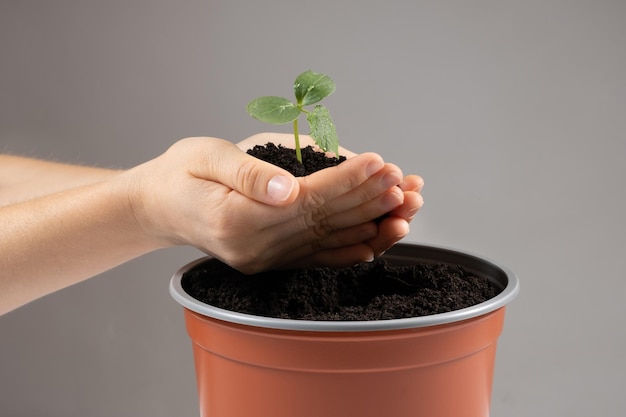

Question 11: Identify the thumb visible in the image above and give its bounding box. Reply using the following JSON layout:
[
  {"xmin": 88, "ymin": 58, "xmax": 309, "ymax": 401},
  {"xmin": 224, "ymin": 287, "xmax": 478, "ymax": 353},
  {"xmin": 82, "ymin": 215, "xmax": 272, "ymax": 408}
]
[{"xmin": 192, "ymin": 138, "xmax": 300, "ymax": 206}]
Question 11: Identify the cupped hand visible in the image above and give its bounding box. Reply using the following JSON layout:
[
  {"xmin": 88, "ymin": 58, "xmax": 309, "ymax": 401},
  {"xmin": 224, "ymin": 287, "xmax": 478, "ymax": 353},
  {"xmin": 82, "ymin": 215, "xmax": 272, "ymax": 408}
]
[
  {"xmin": 125, "ymin": 134, "xmax": 423, "ymax": 273},
  {"xmin": 240, "ymin": 133, "xmax": 425, "ymax": 260}
]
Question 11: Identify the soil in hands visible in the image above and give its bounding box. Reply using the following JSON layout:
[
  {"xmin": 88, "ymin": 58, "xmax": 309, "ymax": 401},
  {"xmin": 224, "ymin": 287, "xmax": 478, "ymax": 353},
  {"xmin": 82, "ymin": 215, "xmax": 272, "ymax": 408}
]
[
  {"xmin": 246, "ymin": 142, "xmax": 346, "ymax": 177},
  {"xmin": 182, "ymin": 142, "xmax": 498, "ymax": 320}
]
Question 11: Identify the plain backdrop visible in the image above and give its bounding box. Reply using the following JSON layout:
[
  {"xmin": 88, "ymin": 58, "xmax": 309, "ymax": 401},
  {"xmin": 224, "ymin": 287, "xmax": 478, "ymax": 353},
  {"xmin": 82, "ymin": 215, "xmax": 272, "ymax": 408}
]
[{"xmin": 1, "ymin": 1, "xmax": 625, "ymax": 416}]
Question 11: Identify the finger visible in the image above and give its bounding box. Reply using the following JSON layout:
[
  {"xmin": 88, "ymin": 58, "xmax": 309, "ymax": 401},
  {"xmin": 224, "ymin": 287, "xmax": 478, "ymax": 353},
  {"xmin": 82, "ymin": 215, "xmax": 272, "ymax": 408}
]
[
  {"xmin": 190, "ymin": 137, "xmax": 300, "ymax": 206},
  {"xmin": 299, "ymin": 152, "xmax": 385, "ymax": 206},
  {"xmin": 315, "ymin": 163, "xmax": 403, "ymax": 218},
  {"xmin": 316, "ymin": 222, "xmax": 378, "ymax": 250},
  {"xmin": 323, "ymin": 186, "xmax": 404, "ymax": 230},
  {"xmin": 366, "ymin": 216, "xmax": 411, "ymax": 258},
  {"xmin": 389, "ymin": 191, "xmax": 424, "ymax": 222},
  {"xmin": 259, "ymin": 218, "xmax": 377, "ymax": 266},
  {"xmin": 399, "ymin": 175, "xmax": 424, "ymax": 193}
]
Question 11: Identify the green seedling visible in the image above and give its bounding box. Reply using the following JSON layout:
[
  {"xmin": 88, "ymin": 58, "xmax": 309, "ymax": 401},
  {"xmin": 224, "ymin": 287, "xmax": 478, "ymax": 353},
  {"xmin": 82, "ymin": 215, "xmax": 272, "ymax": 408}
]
[{"xmin": 247, "ymin": 70, "xmax": 339, "ymax": 164}]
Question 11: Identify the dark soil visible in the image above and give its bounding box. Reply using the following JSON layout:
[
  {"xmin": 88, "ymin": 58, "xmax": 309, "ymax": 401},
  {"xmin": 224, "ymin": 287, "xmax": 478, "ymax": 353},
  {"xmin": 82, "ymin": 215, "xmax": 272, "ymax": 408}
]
[
  {"xmin": 246, "ymin": 142, "xmax": 346, "ymax": 177},
  {"xmin": 182, "ymin": 259, "xmax": 497, "ymax": 320},
  {"xmin": 181, "ymin": 142, "xmax": 498, "ymax": 320}
]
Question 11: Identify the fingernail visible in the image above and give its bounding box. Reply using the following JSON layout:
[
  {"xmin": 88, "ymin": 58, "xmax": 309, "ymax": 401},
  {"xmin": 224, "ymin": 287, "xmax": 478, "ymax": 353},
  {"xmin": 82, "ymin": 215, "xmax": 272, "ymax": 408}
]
[{"xmin": 267, "ymin": 175, "xmax": 295, "ymax": 202}]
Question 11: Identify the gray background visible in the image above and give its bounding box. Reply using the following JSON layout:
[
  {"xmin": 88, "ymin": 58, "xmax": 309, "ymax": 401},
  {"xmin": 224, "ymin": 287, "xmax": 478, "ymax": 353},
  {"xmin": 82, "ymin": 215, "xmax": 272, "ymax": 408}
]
[{"xmin": 1, "ymin": 0, "xmax": 624, "ymax": 416}]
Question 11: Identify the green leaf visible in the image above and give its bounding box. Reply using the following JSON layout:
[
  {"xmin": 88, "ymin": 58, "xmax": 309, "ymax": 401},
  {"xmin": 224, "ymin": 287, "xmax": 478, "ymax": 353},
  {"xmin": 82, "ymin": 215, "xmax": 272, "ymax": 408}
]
[
  {"xmin": 246, "ymin": 96, "xmax": 300, "ymax": 124},
  {"xmin": 294, "ymin": 70, "xmax": 336, "ymax": 106},
  {"xmin": 306, "ymin": 105, "xmax": 339, "ymax": 155}
]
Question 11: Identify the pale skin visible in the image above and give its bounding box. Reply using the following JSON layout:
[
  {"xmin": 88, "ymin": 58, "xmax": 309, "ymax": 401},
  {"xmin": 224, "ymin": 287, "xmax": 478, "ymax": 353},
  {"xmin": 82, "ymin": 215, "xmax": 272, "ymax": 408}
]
[{"xmin": 0, "ymin": 132, "xmax": 424, "ymax": 315}]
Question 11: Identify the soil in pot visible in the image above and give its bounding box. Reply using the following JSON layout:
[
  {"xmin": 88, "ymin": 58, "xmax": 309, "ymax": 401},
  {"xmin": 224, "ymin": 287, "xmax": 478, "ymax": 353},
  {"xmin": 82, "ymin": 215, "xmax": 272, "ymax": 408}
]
[{"xmin": 183, "ymin": 258, "xmax": 497, "ymax": 320}]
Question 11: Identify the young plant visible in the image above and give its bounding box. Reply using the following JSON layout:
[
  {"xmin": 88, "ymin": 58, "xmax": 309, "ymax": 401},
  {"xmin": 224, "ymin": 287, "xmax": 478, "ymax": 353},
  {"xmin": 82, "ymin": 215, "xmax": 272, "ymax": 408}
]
[{"xmin": 246, "ymin": 70, "xmax": 339, "ymax": 164}]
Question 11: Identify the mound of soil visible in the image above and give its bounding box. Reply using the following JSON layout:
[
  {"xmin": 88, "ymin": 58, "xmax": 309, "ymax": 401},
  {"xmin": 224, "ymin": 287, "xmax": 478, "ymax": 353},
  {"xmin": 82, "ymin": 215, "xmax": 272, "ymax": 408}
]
[
  {"xmin": 182, "ymin": 142, "xmax": 498, "ymax": 320},
  {"xmin": 246, "ymin": 142, "xmax": 346, "ymax": 177}
]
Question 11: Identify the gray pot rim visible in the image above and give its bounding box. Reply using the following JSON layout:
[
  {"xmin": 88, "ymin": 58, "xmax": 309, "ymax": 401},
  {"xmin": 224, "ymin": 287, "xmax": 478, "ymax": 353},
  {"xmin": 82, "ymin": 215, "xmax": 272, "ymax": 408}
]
[{"xmin": 169, "ymin": 243, "xmax": 519, "ymax": 332}]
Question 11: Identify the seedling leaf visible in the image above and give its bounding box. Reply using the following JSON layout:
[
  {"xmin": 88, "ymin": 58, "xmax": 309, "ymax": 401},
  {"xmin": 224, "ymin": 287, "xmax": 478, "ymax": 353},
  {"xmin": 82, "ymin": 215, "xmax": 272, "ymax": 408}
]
[
  {"xmin": 246, "ymin": 96, "xmax": 300, "ymax": 124},
  {"xmin": 294, "ymin": 70, "xmax": 336, "ymax": 106},
  {"xmin": 307, "ymin": 105, "xmax": 339, "ymax": 156}
]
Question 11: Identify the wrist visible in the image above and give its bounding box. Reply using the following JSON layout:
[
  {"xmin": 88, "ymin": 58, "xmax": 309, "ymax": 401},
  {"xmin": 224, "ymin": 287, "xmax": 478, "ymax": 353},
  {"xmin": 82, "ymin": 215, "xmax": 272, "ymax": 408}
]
[{"xmin": 110, "ymin": 169, "xmax": 176, "ymax": 252}]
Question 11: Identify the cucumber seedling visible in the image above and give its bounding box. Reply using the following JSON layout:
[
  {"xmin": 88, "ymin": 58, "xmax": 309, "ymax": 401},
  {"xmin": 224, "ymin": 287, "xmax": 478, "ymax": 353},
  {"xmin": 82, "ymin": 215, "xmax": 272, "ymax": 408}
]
[{"xmin": 246, "ymin": 70, "xmax": 339, "ymax": 164}]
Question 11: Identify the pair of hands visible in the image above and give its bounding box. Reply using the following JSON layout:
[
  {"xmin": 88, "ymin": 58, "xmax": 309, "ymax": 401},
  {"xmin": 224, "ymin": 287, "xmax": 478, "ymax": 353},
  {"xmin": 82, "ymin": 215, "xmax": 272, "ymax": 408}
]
[{"xmin": 125, "ymin": 133, "xmax": 424, "ymax": 274}]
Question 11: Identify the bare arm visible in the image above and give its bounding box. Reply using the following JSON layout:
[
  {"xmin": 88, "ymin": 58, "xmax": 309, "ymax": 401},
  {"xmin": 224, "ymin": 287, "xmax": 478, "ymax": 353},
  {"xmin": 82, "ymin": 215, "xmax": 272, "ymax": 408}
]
[
  {"xmin": 0, "ymin": 154, "xmax": 122, "ymax": 206},
  {"xmin": 0, "ymin": 177, "xmax": 159, "ymax": 314}
]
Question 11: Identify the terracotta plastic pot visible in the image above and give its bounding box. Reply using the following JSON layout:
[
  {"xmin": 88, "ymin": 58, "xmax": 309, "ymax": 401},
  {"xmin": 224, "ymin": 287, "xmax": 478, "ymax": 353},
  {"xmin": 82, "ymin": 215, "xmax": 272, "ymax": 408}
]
[{"xmin": 170, "ymin": 243, "xmax": 519, "ymax": 417}]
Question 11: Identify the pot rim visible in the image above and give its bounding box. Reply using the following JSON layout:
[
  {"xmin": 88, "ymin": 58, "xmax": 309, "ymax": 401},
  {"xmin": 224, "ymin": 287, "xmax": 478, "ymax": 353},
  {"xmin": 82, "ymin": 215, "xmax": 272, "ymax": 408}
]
[{"xmin": 169, "ymin": 243, "xmax": 519, "ymax": 332}]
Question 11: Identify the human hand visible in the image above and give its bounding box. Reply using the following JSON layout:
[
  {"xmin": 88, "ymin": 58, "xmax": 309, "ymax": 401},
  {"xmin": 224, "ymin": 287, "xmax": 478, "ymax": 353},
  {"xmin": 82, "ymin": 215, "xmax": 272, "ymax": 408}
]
[
  {"xmin": 123, "ymin": 134, "xmax": 423, "ymax": 273},
  {"xmin": 239, "ymin": 133, "xmax": 425, "ymax": 259}
]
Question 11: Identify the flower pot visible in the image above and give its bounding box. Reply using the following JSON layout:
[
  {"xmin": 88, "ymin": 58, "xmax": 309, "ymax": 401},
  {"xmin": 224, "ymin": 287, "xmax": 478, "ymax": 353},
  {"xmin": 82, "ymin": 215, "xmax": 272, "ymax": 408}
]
[{"xmin": 169, "ymin": 243, "xmax": 519, "ymax": 417}]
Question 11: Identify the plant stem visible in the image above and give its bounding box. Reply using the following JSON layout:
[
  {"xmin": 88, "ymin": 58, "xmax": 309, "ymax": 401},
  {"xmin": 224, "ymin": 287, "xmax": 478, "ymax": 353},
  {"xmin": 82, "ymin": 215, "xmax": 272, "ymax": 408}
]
[{"xmin": 293, "ymin": 117, "xmax": 303, "ymax": 164}]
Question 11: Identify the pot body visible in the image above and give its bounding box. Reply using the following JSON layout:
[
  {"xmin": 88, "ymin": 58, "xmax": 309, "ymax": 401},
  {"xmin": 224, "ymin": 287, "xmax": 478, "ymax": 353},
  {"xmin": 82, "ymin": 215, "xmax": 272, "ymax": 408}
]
[{"xmin": 170, "ymin": 244, "xmax": 519, "ymax": 417}]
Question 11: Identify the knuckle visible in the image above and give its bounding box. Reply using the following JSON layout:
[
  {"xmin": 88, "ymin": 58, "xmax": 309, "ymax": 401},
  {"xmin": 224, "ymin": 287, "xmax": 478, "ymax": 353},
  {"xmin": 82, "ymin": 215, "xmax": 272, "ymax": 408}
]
[
  {"xmin": 299, "ymin": 190, "xmax": 336, "ymax": 239},
  {"xmin": 300, "ymin": 185, "xmax": 327, "ymax": 212},
  {"xmin": 235, "ymin": 159, "xmax": 263, "ymax": 194},
  {"xmin": 308, "ymin": 210, "xmax": 334, "ymax": 239}
]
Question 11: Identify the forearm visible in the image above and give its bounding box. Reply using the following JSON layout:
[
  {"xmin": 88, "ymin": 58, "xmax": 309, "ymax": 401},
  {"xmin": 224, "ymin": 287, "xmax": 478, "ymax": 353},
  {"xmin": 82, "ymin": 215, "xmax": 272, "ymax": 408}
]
[
  {"xmin": 0, "ymin": 176, "xmax": 164, "ymax": 315},
  {"xmin": 0, "ymin": 154, "xmax": 122, "ymax": 206}
]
